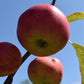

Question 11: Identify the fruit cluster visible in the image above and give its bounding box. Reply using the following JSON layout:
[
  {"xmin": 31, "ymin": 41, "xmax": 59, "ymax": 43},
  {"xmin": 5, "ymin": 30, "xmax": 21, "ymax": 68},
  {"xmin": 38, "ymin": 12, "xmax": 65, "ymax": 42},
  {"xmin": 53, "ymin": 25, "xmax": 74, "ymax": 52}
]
[{"xmin": 0, "ymin": 4, "xmax": 70, "ymax": 84}]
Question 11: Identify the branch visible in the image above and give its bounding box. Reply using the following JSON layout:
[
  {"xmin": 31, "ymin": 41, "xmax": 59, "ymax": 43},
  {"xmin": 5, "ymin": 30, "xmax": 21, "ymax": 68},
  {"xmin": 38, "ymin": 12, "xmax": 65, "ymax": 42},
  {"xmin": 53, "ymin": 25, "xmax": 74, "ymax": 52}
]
[
  {"xmin": 4, "ymin": 51, "xmax": 31, "ymax": 84},
  {"xmin": 22, "ymin": 51, "xmax": 31, "ymax": 63},
  {"xmin": 51, "ymin": 0, "xmax": 56, "ymax": 5}
]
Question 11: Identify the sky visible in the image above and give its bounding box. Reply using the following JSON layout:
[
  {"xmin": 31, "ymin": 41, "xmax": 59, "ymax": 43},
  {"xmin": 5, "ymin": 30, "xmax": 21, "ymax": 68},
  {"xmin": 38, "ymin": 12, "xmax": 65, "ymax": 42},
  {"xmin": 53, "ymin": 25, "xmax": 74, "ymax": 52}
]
[{"xmin": 0, "ymin": 0, "xmax": 84, "ymax": 84}]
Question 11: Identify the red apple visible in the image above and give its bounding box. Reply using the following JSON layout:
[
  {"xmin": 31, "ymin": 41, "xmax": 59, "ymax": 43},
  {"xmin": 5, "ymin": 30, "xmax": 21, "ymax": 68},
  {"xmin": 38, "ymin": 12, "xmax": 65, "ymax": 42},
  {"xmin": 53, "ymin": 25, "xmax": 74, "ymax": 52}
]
[
  {"xmin": 0, "ymin": 42, "xmax": 21, "ymax": 76},
  {"xmin": 28, "ymin": 57, "xmax": 63, "ymax": 84},
  {"xmin": 17, "ymin": 4, "xmax": 70, "ymax": 56}
]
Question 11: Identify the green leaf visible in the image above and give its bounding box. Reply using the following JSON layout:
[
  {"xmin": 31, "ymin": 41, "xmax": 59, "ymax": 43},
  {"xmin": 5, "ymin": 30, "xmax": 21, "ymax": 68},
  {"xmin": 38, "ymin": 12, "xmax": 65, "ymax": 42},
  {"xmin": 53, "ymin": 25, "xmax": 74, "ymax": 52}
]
[
  {"xmin": 69, "ymin": 41, "xmax": 84, "ymax": 84},
  {"xmin": 67, "ymin": 12, "xmax": 84, "ymax": 23}
]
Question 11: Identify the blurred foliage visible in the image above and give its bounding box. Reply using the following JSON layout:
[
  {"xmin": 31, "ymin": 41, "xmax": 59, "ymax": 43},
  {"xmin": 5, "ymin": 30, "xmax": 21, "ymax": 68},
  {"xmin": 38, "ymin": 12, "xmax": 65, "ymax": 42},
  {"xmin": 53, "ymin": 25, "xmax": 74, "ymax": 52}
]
[{"xmin": 21, "ymin": 79, "xmax": 30, "ymax": 84}]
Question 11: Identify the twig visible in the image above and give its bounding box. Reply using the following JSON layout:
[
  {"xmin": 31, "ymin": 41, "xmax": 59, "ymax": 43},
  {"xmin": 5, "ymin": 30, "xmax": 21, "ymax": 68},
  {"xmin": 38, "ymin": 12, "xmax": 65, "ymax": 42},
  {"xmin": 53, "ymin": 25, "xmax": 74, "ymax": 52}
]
[
  {"xmin": 4, "ymin": 51, "xmax": 31, "ymax": 84},
  {"xmin": 21, "ymin": 52, "xmax": 31, "ymax": 63},
  {"xmin": 51, "ymin": 0, "xmax": 56, "ymax": 5}
]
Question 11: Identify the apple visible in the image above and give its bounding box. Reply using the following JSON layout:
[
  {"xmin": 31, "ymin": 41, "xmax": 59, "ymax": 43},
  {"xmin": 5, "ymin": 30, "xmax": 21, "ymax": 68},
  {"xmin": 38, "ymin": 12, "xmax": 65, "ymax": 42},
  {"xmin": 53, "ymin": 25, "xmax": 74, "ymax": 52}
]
[
  {"xmin": 17, "ymin": 4, "xmax": 70, "ymax": 56},
  {"xmin": 28, "ymin": 57, "xmax": 63, "ymax": 84},
  {"xmin": 0, "ymin": 42, "xmax": 21, "ymax": 76}
]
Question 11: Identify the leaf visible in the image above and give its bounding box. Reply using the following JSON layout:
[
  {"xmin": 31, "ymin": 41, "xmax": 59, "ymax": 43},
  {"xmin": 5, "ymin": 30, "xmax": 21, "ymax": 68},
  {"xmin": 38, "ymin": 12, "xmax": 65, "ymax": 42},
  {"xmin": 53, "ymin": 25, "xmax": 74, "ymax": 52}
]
[
  {"xmin": 67, "ymin": 12, "xmax": 84, "ymax": 23},
  {"xmin": 69, "ymin": 41, "xmax": 84, "ymax": 84}
]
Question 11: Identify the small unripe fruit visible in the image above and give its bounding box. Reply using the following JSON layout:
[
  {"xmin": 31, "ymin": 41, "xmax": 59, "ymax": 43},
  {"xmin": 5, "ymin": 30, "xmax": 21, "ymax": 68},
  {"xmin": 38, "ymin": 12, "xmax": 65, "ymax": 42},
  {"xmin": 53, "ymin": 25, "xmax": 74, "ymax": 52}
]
[
  {"xmin": 17, "ymin": 4, "xmax": 70, "ymax": 56},
  {"xmin": 0, "ymin": 42, "xmax": 21, "ymax": 76},
  {"xmin": 28, "ymin": 57, "xmax": 63, "ymax": 84}
]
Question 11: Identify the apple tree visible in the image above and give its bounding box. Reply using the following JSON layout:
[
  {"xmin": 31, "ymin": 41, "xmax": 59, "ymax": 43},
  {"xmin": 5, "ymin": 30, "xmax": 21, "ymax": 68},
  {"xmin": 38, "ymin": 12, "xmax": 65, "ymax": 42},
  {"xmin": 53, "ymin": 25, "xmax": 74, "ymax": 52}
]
[{"xmin": 0, "ymin": 0, "xmax": 84, "ymax": 84}]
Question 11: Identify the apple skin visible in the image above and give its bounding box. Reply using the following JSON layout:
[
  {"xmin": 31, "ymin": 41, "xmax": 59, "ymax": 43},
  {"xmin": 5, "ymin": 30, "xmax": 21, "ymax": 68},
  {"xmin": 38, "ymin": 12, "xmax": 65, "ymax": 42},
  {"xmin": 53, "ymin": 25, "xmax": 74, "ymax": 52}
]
[
  {"xmin": 28, "ymin": 57, "xmax": 63, "ymax": 84},
  {"xmin": 17, "ymin": 4, "xmax": 70, "ymax": 56},
  {"xmin": 0, "ymin": 42, "xmax": 22, "ymax": 77}
]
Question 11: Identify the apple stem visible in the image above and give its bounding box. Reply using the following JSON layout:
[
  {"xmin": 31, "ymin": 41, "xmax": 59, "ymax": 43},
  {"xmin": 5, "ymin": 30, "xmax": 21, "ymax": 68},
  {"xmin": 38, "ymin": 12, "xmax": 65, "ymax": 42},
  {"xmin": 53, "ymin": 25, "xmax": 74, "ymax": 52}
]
[
  {"xmin": 51, "ymin": 0, "xmax": 56, "ymax": 5},
  {"xmin": 4, "ymin": 51, "xmax": 31, "ymax": 84}
]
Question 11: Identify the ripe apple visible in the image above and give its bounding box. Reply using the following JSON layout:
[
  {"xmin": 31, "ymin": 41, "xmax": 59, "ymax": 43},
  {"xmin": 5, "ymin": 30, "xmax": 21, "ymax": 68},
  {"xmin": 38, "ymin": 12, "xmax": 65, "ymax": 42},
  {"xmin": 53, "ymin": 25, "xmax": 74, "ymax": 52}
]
[
  {"xmin": 28, "ymin": 57, "xmax": 63, "ymax": 84},
  {"xmin": 0, "ymin": 42, "xmax": 21, "ymax": 76},
  {"xmin": 17, "ymin": 4, "xmax": 70, "ymax": 56}
]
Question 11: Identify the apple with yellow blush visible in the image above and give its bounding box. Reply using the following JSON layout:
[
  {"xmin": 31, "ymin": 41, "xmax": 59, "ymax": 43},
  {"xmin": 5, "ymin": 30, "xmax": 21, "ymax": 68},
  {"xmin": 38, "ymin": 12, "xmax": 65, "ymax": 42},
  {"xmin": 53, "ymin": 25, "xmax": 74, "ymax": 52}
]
[
  {"xmin": 28, "ymin": 57, "xmax": 63, "ymax": 84},
  {"xmin": 17, "ymin": 4, "xmax": 70, "ymax": 56}
]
